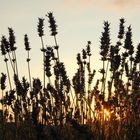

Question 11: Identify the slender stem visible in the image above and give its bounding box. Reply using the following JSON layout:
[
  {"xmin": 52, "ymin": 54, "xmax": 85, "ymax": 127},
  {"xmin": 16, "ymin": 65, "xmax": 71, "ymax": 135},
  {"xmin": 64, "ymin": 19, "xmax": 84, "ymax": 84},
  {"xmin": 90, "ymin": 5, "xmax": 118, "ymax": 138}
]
[
  {"xmin": 54, "ymin": 35, "xmax": 60, "ymax": 61},
  {"xmin": 130, "ymin": 55, "xmax": 133, "ymax": 74},
  {"xmin": 4, "ymin": 56, "xmax": 12, "ymax": 90},
  {"xmin": 14, "ymin": 51, "xmax": 19, "ymax": 77},
  {"xmin": 48, "ymin": 77, "xmax": 51, "ymax": 85},
  {"xmin": 54, "ymin": 35, "xmax": 63, "ymax": 123},
  {"xmin": 82, "ymin": 95, "xmax": 96, "ymax": 120},
  {"xmin": 27, "ymin": 51, "xmax": 32, "ymax": 89},
  {"xmin": 104, "ymin": 60, "xmax": 109, "ymax": 86},
  {"xmin": 109, "ymin": 71, "xmax": 115, "ymax": 100},
  {"xmin": 2, "ymin": 90, "xmax": 4, "ymax": 117},
  {"xmin": 70, "ymin": 88, "xmax": 76, "ymax": 109},
  {"xmin": 130, "ymin": 55, "xmax": 133, "ymax": 93},
  {"xmin": 101, "ymin": 59, "xmax": 105, "ymax": 100},
  {"xmin": 40, "ymin": 36, "xmax": 45, "ymax": 89},
  {"xmin": 82, "ymin": 63, "xmax": 86, "ymax": 124},
  {"xmin": 12, "ymin": 51, "xmax": 16, "ymax": 73},
  {"xmin": 88, "ymin": 55, "xmax": 91, "ymax": 119},
  {"xmin": 8, "ymin": 52, "xmax": 15, "ymax": 73},
  {"xmin": 104, "ymin": 60, "xmax": 110, "ymax": 99},
  {"xmin": 1, "ymin": 90, "xmax": 6, "ymax": 140},
  {"xmin": 88, "ymin": 55, "xmax": 91, "ymax": 93}
]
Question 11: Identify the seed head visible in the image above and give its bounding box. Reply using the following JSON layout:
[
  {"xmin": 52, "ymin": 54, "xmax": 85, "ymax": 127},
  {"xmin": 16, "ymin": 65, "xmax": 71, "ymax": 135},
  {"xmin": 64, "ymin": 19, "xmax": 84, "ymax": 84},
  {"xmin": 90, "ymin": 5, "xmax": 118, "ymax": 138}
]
[
  {"xmin": 124, "ymin": 26, "xmax": 134, "ymax": 55},
  {"xmin": 59, "ymin": 62, "xmax": 70, "ymax": 92},
  {"xmin": 14, "ymin": 74, "xmax": 24, "ymax": 96},
  {"xmin": 77, "ymin": 53, "xmax": 82, "ymax": 65},
  {"xmin": 0, "ymin": 73, "xmax": 6, "ymax": 90},
  {"xmin": 111, "ymin": 55, "xmax": 121, "ymax": 71},
  {"xmin": 135, "ymin": 43, "xmax": 140, "ymax": 63},
  {"xmin": 82, "ymin": 49, "xmax": 87, "ymax": 60},
  {"xmin": 37, "ymin": 18, "xmax": 45, "ymax": 37},
  {"xmin": 1, "ymin": 36, "xmax": 10, "ymax": 53},
  {"xmin": 0, "ymin": 37, "xmax": 7, "ymax": 55},
  {"xmin": 8, "ymin": 28, "xmax": 16, "ymax": 51},
  {"xmin": 118, "ymin": 18, "xmax": 125, "ymax": 39},
  {"xmin": 87, "ymin": 41, "xmax": 91, "ymax": 56},
  {"xmin": 44, "ymin": 47, "xmax": 52, "ymax": 77},
  {"xmin": 100, "ymin": 21, "xmax": 110, "ymax": 59},
  {"xmin": 33, "ymin": 78, "xmax": 42, "ymax": 93},
  {"xmin": 8, "ymin": 90, "xmax": 16, "ymax": 105},
  {"xmin": 24, "ymin": 34, "xmax": 31, "ymax": 51},
  {"xmin": 47, "ymin": 12, "xmax": 58, "ymax": 36},
  {"xmin": 125, "ymin": 63, "xmax": 129, "ymax": 77}
]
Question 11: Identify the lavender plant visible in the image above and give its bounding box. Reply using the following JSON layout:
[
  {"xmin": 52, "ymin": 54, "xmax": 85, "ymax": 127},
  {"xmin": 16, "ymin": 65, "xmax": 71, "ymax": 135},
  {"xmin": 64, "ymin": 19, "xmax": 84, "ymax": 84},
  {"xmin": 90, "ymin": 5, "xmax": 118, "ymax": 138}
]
[{"xmin": 0, "ymin": 13, "xmax": 140, "ymax": 140}]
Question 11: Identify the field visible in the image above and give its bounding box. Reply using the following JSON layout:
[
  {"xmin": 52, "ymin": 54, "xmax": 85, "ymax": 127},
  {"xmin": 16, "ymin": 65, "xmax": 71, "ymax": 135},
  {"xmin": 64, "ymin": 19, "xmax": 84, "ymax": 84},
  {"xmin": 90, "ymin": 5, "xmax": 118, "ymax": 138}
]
[{"xmin": 0, "ymin": 13, "xmax": 140, "ymax": 140}]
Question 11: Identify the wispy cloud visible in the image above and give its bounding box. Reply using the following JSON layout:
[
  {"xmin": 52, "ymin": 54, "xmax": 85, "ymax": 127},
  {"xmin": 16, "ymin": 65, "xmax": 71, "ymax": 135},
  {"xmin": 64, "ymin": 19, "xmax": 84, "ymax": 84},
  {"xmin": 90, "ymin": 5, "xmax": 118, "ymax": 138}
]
[
  {"xmin": 107, "ymin": 0, "xmax": 140, "ymax": 10},
  {"xmin": 62, "ymin": 0, "xmax": 140, "ymax": 12}
]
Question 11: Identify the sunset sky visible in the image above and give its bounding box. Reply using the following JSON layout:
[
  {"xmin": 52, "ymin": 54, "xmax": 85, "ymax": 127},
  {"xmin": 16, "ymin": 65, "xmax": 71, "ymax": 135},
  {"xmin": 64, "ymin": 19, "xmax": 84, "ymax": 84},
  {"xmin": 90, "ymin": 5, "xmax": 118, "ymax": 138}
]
[{"xmin": 0, "ymin": 0, "xmax": 140, "ymax": 83}]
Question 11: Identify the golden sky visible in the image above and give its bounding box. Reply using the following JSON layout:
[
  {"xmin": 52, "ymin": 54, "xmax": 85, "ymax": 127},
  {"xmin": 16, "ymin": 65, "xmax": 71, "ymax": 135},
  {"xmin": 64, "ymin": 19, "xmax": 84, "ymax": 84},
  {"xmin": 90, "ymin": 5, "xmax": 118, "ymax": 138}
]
[{"xmin": 0, "ymin": 0, "xmax": 140, "ymax": 82}]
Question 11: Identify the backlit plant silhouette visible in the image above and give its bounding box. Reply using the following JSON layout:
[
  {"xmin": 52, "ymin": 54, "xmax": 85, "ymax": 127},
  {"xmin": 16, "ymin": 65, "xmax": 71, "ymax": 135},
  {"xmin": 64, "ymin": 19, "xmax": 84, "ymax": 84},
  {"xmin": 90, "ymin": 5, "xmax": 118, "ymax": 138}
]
[{"xmin": 0, "ymin": 13, "xmax": 140, "ymax": 140}]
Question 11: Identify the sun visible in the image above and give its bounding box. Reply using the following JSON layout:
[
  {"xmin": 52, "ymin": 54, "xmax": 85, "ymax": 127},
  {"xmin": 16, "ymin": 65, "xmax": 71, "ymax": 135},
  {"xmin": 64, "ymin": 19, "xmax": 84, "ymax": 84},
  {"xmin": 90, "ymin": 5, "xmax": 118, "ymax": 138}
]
[{"xmin": 103, "ymin": 109, "xmax": 110, "ymax": 121}]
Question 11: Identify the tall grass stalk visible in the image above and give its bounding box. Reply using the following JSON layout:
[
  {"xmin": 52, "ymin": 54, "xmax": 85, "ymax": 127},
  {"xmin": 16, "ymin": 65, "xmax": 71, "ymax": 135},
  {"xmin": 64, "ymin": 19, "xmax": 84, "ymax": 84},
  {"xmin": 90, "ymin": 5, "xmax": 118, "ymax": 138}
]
[{"xmin": 0, "ymin": 13, "xmax": 140, "ymax": 140}]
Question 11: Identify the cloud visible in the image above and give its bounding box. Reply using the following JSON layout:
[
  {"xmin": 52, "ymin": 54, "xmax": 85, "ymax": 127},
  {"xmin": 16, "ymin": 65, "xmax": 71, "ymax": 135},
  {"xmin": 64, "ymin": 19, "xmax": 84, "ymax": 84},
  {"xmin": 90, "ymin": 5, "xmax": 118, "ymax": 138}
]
[
  {"xmin": 62, "ymin": 0, "xmax": 140, "ymax": 12},
  {"xmin": 107, "ymin": 0, "xmax": 140, "ymax": 10}
]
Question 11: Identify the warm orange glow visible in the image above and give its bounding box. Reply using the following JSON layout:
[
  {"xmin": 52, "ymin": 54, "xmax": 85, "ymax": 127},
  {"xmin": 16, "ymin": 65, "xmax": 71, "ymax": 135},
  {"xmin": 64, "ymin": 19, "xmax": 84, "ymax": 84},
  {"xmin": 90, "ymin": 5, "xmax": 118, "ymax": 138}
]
[
  {"xmin": 115, "ymin": 112, "xmax": 121, "ymax": 121},
  {"xmin": 103, "ymin": 109, "xmax": 110, "ymax": 121}
]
